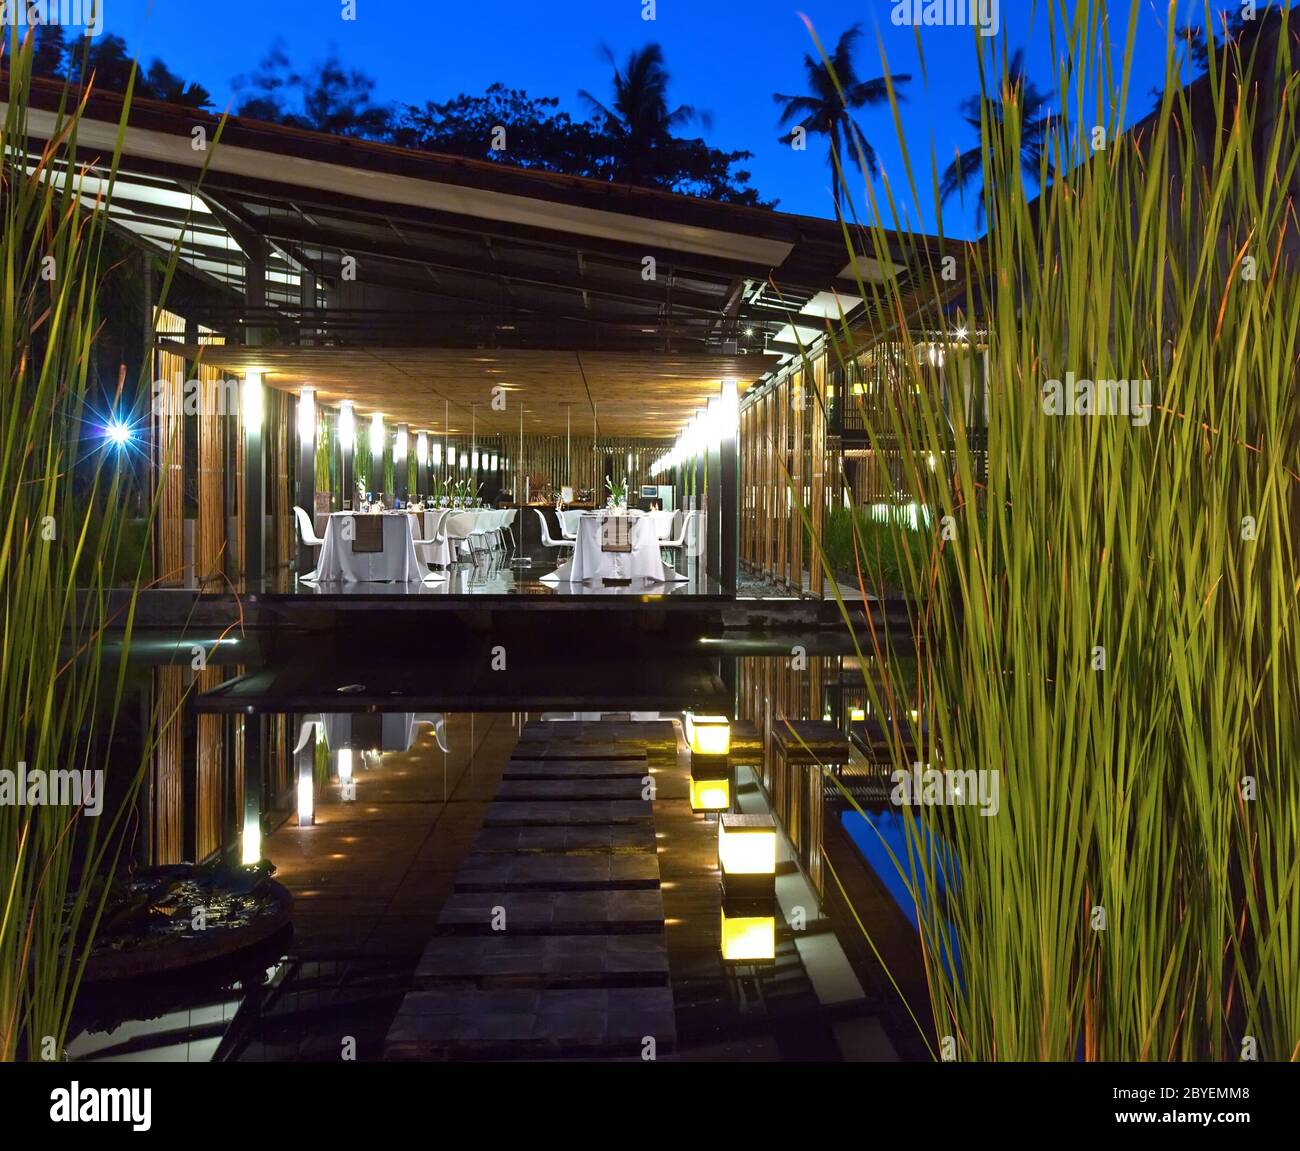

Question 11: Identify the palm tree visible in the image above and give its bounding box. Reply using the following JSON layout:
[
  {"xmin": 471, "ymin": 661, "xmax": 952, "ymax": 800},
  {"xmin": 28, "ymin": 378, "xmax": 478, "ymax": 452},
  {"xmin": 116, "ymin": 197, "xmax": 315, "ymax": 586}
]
[
  {"xmin": 773, "ymin": 25, "xmax": 910, "ymax": 205},
  {"xmin": 939, "ymin": 49, "xmax": 1053, "ymax": 229},
  {"xmin": 579, "ymin": 44, "xmax": 705, "ymax": 186}
]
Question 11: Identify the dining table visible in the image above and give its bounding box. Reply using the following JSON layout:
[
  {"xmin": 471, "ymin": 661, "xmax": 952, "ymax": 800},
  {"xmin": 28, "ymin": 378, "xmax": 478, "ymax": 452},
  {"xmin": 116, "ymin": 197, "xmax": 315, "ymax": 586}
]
[
  {"xmin": 543, "ymin": 509, "xmax": 686, "ymax": 586},
  {"xmin": 303, "ymin": 511, "xmax": 446, "ymax": 584}
]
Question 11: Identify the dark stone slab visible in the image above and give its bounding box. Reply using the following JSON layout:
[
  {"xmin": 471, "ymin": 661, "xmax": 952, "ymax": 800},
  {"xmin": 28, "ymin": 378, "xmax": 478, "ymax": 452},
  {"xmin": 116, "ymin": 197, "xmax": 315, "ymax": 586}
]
[
  {"xmin": 454, "ymin": 852, "xmax": 661, "ymax": 892},
  {"xmin": 471, "ymin": 824, "xmax": 657, "ymax": 854},
  {"xmin": 483, "ymin": 800, "xmax": 653, "ymax": 826},
  {"xmin": 772, "ymin": 720, "xmax": 851, "ymax": 765},
  {"xmin": 384, "ymin": 986, "xmax": 676, "ymax": 1060},
  {"xmin": 436, "ymin": 890, "xmax": 664, "ymax": 934},
  {"xmin": 495, "ymin": 778, "xmax": 648, "ymax": 802},
  {"xmin": 505, "ymin": 758, "xmax": 649, "ymax": 779},
  {"xmin": 413, "ymin": 933, "xmax": 670, "ymax": 986}
]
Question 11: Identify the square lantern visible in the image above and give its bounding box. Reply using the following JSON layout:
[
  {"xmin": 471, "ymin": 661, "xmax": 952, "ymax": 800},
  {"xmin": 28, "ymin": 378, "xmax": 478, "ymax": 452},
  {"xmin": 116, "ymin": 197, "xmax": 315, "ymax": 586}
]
[
  {"xmin": 685, "ymin": 713, "xmax": 731, "ymax": 757},
  {"xmin": 718, "ymin": 814, "xmax": 777, "ymax": 878}
]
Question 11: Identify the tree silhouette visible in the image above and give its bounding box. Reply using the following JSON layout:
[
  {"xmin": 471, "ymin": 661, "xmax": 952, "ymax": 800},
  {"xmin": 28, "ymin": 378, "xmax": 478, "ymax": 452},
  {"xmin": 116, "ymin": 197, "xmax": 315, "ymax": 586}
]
[
  {"xmin": 773, "ymin": 25, "xmax": 910, "ymax": 205},
  {"xmin": 938, "ymin": 49, "xmax": 1052, "ymax": 229},
  {"xmin": 579, "ymin": 43, "xmax": 705, "ymax": 186}
]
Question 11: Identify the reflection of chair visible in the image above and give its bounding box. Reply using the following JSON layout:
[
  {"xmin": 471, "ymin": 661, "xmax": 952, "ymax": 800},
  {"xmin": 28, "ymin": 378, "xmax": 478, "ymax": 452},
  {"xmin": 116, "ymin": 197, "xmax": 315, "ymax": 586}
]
[
  {"xmin": 535, "ymin": 508, "xmax": 575, "ymax": 559},
  {"xmin": 413, "ymin": 712, "xmax": 449, "ymax": 753},
  {"xmin": 443, "ymin": 511, "xmax": 480, "ymax": 561},
  {"xmin": 659, "ymin": 510, "xmax": 697, "ymax": 567}
]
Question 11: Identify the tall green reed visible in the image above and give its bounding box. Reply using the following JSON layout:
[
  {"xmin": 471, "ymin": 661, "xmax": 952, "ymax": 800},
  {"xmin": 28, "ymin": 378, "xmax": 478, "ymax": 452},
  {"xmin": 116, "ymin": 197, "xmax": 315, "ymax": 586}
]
[
  {"xmin": 0, "ymin": 31, "xmax": 206, "ymax": 1060},
  {"xmin": 802, "ymin": 1, "xmax": 1299, "ymax": 1060}
]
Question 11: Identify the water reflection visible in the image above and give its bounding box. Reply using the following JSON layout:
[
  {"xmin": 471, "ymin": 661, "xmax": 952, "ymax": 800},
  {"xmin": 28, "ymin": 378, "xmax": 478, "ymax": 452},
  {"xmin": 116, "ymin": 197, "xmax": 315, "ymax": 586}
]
[{"xmin": 69, "ymin": 643, "xmax": 929, "ymax": 1061}]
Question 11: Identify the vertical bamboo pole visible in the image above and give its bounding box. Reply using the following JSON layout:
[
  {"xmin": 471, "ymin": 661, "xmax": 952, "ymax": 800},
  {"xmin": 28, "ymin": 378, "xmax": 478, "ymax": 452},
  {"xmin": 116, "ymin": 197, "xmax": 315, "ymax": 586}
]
[{"xmin": 810, "ymin": 353, "xmax": 827, "ymax": 598}]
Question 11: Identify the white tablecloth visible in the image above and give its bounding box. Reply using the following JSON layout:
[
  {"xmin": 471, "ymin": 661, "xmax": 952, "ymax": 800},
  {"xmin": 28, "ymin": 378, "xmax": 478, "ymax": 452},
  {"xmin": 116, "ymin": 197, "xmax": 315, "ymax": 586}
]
[
  {"xmin": 304, "ymin": 512, "xmax": 445, "ymax": 584},
  {"xmin": 543, "ymin": 512, "xmax": 686, "ymax": 584}
]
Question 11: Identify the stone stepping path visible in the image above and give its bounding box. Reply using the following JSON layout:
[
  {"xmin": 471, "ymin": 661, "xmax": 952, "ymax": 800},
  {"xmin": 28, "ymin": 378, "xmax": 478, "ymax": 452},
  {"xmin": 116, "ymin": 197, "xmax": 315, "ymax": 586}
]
[{"xmin": 385, "ymin": 722, "xmax": 676, "ymax": 1060}]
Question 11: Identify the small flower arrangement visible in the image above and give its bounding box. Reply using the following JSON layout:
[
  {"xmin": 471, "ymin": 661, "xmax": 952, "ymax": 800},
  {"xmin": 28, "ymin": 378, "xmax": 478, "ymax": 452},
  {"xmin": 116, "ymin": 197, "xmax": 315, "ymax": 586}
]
[{"xmin": 605, "ymin": 475, "xmax": 629, "ymax": 509}]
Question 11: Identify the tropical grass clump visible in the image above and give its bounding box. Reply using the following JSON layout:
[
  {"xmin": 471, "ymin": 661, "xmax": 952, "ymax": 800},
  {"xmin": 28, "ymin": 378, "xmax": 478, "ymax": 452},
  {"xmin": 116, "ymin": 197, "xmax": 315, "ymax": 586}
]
[
  {"xmin": 804, "ymin": 2, "xmax": 1299, "ymax": 1060},
  {"xmin": 0, "ymin": 33, "xmax": 190, "ymax": 1060}
]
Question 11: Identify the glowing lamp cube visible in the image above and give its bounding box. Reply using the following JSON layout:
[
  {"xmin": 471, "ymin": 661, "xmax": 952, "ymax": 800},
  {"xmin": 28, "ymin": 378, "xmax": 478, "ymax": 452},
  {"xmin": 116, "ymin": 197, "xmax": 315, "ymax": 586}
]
[
  {"xmin": 718, "ymin": 814, "xmax": 777, "ymax": 876},
  {"xmin": 685, "ymin": 713, "xmax": 731, "ymax": 756}
]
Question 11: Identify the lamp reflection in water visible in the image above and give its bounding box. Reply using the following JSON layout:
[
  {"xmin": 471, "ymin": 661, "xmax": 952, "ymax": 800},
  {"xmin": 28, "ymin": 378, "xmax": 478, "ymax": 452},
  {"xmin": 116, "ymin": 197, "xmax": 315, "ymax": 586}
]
[
  {"xmin": 719, "ymin": 910, "xmax": 775, "ymax": 963},
  {"xmin": 718, "ymin": 813, "xmax": 777, "ymax": 963},
  {"xmin": 241, "ymin": 815, "xmax": 261, "ymax": 866}
]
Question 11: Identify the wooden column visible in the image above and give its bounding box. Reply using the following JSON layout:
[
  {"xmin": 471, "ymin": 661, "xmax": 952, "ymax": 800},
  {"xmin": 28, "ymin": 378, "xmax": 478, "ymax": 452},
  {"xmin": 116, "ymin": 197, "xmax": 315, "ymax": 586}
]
[
  {"xmin": 810, "ymin": 355, "xmax": 827, "ymax": 598},
  {"xmin": 791, "ymin": 370, "xmax": 805, "ymax": 593}
]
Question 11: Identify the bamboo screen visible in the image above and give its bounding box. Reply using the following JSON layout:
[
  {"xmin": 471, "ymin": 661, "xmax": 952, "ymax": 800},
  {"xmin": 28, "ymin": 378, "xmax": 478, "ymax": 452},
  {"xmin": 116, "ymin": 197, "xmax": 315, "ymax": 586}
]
[
  {"xmin": 153, "ymin": 308, "xmax": 186, "ymax": 587},
  {"xmin": 195, "ymin": 667, "xmax": 225, "ymax": 860},
  {"xmin": 194, "ymin": 329, "xmax": 228, "ymax": 586},
  {"xmin": 149, "ymin": 666, "xmax": 186, "ymax": 864}
]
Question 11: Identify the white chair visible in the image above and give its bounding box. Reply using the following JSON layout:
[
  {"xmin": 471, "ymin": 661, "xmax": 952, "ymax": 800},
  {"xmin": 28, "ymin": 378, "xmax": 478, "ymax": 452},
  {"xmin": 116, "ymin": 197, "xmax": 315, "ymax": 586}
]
[
  {"xmin": 559, "ymin": 508, "xmax": 583, "ymax": 539},
  {"xmin": 659, "ymin": 510, "xmax": 697, "ymax": 568},
  {"xmin": 294, "ymin": 506, "xmax": 324, "ymax": 570},
  {"xmin": 534, "ymin": 508, "xmax": 575, "ymax": 558},
  {"xmin": 410, "ymin": 510, "xmax": 448, "ymax": 566},
  {"xmin": 650, "ymin": 509, "xmax": 675, "ymax": 540},
  {"xmin": 443, "ymin": 511, "xmax": 482, "ymax": 561}
]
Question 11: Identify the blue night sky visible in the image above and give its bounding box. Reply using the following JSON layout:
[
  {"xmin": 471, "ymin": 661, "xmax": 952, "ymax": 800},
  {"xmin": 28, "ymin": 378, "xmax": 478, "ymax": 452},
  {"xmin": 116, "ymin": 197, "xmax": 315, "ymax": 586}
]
[{"xmin": 105, "ymin": 0, "xmax": 1238, "ymax": 238}]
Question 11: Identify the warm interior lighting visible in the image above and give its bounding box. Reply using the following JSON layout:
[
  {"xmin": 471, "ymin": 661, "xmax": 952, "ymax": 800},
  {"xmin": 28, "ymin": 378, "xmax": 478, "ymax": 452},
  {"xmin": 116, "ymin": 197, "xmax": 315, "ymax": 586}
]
[
  {"xmin": 297, "ymin": 387, "xmax": 316, "ymax": 442},
  {"xmin": 718, "ymin": 814, "xmax": 777, "ymax": 876},
  {"xmin": 472, "ymin": 450, "xmax": 480, "ymax": 470},
  {"xmin": 241, "ymin": 372, "xmax": 263, "ymax": 429},
  {"xmin": 459, "ymin": 452, "xmax": 469, "ymax": 471},
  {"xmin": 850, "ymin": 707, "xmax": 866, "ymax": 722},
  {"xmin": 416, "ymin": 431, "xmax": 428, "ymax": 466},
  {"xmin": 394, "ymin": 425, "xmax": 408, "ymax": 462},
  {"xmin": 337, "ymin": 748, "xmax": 353, "ymax": 782},
  {"xmin": 685, "ymin": 713, "xmax": 731, "ymax": 756},
  {"xmin": 338, "ymin": 401, "xmax": 355, "ymax": 450},
  {"xmin": 241, "ymin": 816, "xmax": 261, "ymax": 865},
  {"xmin": 720, "ymin": 909, "xmax": 775, "ymax": 962},
  {"xmin": 490, "ymin": 453, "xmax": 499, "ymax": 471},
  {"xmin": 689, "ymin": 776, "xmax": 730, "ymax": 812},
  {"xmin": 369, "ymin": 413, "xmax": 384, "ymax": 455},
  {"xmin": 431, "ymin": 441, "xmax": 442, "ymax": 467}
]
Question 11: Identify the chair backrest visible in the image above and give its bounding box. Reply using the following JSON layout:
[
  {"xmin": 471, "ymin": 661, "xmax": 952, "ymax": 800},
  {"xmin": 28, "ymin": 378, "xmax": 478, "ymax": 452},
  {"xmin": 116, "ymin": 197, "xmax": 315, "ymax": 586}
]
[
  {"xmin": 294, "ymin": 505, "xmax": 320, "ymax": 545},
  {"xmin": 425, "ymin": 508, "xmax": 450, "ymax": 538},
  {"xmin": 444, "ymin": 511, "xmax": 478, "ymax": 539},
  {"xmin": 533, "ymin": 508, "xmax": 560, "ymax": 546},
  {"xmin": 651, "ymin": 509, "xmax": 674, "ymax": 539}
]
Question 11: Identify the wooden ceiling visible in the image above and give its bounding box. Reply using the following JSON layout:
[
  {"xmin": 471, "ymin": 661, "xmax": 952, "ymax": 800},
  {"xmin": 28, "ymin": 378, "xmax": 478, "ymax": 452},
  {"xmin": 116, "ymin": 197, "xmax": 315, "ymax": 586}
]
[{"xmin": 177, "ymin": 344, "xmax": 777, "ymax": 437}]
